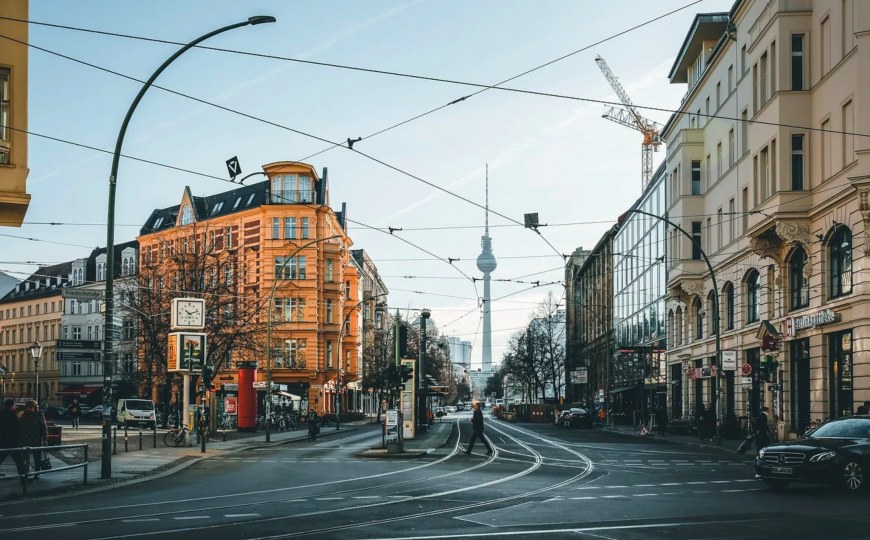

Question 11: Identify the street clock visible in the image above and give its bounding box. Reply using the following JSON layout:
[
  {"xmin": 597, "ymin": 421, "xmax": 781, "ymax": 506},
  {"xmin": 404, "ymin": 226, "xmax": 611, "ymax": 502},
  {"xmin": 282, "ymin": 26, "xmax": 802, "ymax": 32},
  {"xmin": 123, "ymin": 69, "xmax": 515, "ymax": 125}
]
[{"xmin": 171, "ymin": 298, "xmax": 206, "ymax": 330}]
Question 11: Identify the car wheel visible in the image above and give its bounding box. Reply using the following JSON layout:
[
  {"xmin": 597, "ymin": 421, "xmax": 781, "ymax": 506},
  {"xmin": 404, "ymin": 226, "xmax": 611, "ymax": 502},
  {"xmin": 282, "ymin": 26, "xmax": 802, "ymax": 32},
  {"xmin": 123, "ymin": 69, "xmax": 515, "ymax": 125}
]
[
  {"xmin": 835, "ymin": 460, "xmax": 865, "ymax": 493},
  {"xmin": 762, "ymin": 478, "xmax": 790, "ymax": 490}
]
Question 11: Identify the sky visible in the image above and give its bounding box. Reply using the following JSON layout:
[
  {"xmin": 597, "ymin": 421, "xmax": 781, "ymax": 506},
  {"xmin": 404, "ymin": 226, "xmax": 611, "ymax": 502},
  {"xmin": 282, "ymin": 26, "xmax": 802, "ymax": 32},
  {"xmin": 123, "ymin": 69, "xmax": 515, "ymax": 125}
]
[{"xmin": 6, "ymin": 0, "xmax": 735, "ymax": 369}]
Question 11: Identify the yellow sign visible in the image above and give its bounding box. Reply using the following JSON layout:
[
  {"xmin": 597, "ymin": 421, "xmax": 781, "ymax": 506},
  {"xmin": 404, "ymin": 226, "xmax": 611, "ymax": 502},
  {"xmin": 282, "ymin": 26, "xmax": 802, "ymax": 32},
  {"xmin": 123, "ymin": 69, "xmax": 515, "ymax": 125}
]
[{"xmin": 167, "ymin": 334, "xmax": 178, "ymax": 371}]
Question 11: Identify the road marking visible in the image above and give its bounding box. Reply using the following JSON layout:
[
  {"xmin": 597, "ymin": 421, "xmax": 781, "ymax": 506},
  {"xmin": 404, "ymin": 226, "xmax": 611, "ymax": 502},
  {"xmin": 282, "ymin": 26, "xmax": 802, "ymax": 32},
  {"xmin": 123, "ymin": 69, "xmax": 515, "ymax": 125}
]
[
  {"xmin": 353, "ymin": 496, "xmax": 381, "ymax": 499},
  {"xmin": 686, "ymin": 481, "xmax": 707, "ymax": 485},
  {"xmin": 575, "ymin": 486, "xmax": 601, "ymax": 490},
  {"xmin": 224, "ymin": 513, "xmax": 261, "ymax": 518},
  {"xmin": 735, "ymin": 479, "xmax": 756, "ymax": 482},
  {"xmin": 173, "ymin": 516, "xmax": 209, "ymax": 520},
  {"xmin": 604, "ymin": 485, "xmax": 627, "ymax": 489},
  {"xmin": 315, "ymin": 497, "xmax": 343, "ymax": 501},
  {"xmin": 122, "ymin": 518, "xmax": 160, "ymax": 523},
  {"xmin": 571, "ymin": 496, "xmax": 597, "ymax": 500},
  {"xmin": 601, "ymin": 495, "xmax": 629, "ymax": 499},
  {"xmin": 711, "ymin": 480, "xmax": 732, "ymax": 483},
  {"xmin": 661, "ymin": 482, "xmax": 682, "ymax": 486},
  {"xmin": 633, "ymin": 484, "xmax": 655, "ymax": 487},
  {"xmin": 633, "ymin": 493, "xmax": 658, "ymax": 497}
]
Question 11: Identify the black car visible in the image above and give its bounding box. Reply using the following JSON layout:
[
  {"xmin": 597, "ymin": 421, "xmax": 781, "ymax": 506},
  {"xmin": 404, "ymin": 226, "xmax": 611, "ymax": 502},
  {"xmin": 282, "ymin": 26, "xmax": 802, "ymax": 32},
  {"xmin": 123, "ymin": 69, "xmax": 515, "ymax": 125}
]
[
  {"xmin": 755, "ymin": 416, "xmax": 870, "ymax": 493},
  {"xmin": 564, "ymin": 407, "xmax": 594, "ymax": 429}
]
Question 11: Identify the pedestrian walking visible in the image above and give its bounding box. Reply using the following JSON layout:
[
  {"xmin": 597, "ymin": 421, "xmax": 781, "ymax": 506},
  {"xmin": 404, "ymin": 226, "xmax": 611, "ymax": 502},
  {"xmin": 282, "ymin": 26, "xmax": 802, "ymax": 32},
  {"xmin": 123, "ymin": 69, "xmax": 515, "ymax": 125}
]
[
  {"xmin": 306, "ymin": 408, "xmax": 319, "ymax": 441},
  {"xmin": 19, "ymin": 400, "xmax": 48, "ymax": 480},
  {"xmin": 656, "ymin": 405, "xmax": 668, "ymax": 437},
  {"xmin": 70, "ymin": 398, "xmax": 81, "ymax": 429},
  {"xmin": 754, "ymin": 406, "xmax": 771, "ymax": 452},
  {"xmin": 464, "ymin": 401, "xmax": 493, "ymax": 455},
  {"xmin": 0, "ymin": 398, "xmax": 26, "ymax": 476}
]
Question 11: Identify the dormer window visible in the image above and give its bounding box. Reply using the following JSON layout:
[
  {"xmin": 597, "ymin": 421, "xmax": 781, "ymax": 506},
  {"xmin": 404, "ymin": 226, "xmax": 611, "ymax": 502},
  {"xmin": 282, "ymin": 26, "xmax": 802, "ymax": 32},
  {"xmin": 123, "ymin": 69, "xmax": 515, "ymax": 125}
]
[
  {"xmin": 211, "ymin": 201, "xmax": 224, "ymax": 215},
  {"xmin": 180, "ymin": 205, "xmax": 193, "ymax": 225},
  {"xmin": 153, "ymin": 216, "xmax": 164, "ymax": 228},
  {"xmin": 246, "ymin": 193, "xmax": 255, "ymax": 206},
  {"xmin": 233, "ymin": 197, "xmax": 242, "ymax": 209},
  {"xmin": 271, "ymin": 174, "xmax": 313, "ymax": 204}
]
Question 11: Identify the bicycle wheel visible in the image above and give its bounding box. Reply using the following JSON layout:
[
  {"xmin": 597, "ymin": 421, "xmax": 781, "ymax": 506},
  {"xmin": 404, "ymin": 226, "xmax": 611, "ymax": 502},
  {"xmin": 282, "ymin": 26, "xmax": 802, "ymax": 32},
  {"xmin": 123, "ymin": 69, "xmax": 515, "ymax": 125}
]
[{"xmin": 164, "ymin": 431, "xmax": 178, "ymax": 447}]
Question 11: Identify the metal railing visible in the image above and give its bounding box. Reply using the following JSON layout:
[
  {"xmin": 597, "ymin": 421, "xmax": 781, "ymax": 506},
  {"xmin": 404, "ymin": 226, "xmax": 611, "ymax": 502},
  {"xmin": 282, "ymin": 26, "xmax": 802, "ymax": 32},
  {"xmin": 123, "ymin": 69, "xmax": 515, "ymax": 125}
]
[{"xmin": 7, "ymin": 443, "xmax": 90, "ymax": 497}]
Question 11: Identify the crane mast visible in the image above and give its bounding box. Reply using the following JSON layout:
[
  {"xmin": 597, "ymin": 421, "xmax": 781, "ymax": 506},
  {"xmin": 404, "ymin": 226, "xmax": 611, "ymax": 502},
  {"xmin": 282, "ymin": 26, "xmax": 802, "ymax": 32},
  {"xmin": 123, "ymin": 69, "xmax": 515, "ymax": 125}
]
[{"xmin": 594, "ymin": 54, "xmax": 662, "ymax": 189}]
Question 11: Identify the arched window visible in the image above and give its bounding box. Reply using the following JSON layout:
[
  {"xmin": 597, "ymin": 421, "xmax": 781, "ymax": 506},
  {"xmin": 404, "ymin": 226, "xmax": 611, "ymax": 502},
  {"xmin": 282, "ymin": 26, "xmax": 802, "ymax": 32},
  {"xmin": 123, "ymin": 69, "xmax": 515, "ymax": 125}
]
[
  {"xmin": 122, "ymin": 259, "xmax": 129, "ymax": 276},
  {"xmin": 675, "ymin": 307, "xmax": 684, "ymax": 346},
  {"xmin": 746, "ymin": 270, "xmax": 760, "ymax": 323},
  {"xmin": 693, "ymin": 297, "xmax": 704, "ymax": 339},
  {"xmin": 829, "ymin": 227, "xmax": 852, "ymax": 298},
  {"xmin": 723, "ymin": 282, "xmax": 735, "ymax": 330},
  {"xmin": 707, "ymin": 290, "xmax": 717, "ymax": 336},
  {"xmin": 668, "ymin": 309, "xmax": 675, "ymax": 345},
  {"xmin": 180, "ymin": 205, "xmax": 193, "ymax": 225},
  {"xmin": 789, "ymin": 247, "xmax": 809, "ymax": 309}
]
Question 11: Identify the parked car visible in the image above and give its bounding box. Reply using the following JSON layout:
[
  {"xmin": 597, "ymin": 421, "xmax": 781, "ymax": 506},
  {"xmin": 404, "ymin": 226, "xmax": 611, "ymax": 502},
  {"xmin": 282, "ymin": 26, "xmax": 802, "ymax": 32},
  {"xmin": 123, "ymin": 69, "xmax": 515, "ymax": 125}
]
[
  {"xmin": 564, "ymin": 407, "xmax": 594, "ymax": 429},
  {"xmin": 55, "ymin": 404, "xmax": 70, "ymax": 418},
  {"xmin": 116, "ymin": 398, "xmax": 156, "ymax": 429},
  {"xmin": 556, "ymin": 409, "xmax": 572, "ymax": 427},
  {"xmin": 84, "ymin": 404, "xmax": 104, "ymax": 418},
  {"xmin": 755, "ymin": 416, "xmax": 870, "ymax": 493}
]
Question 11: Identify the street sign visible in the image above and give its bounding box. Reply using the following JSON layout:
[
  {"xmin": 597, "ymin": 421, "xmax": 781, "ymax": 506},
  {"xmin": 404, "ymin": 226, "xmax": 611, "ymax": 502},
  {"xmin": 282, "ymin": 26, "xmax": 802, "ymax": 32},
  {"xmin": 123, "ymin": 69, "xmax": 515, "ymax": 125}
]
[
  {"xmin": 62, "ymin": 288, "xmax": 104, "ymax": 300},
  {"xmin": 722, "ymin": 351, "xmax": 738, "ymax": 371},
  {"xmin": 58, "ymin": 351, "xmax": 100, "ymax": 362},
  {"xmin": 226, "ymin": 156, "xmax": 242, "ymax": 180},
  {"xmin": 571, "ymin": 368, "xmax": 588, "ymax": 384},
  {"xmin": 741, "ymin": 363, "xmax": 753, "ymax": 376},
  {"xmin": 57, "ymin": 339, "xmax": 101, "ymax": 350},
  {"xmin": 741, "ymin": 377, "xmax": 752, "ymax": 384}
]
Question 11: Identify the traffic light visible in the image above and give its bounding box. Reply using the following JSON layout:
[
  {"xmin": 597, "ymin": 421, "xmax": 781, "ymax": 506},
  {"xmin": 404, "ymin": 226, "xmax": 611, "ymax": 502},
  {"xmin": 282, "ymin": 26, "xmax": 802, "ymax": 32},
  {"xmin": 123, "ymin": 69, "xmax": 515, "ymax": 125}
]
[
  {"xmin": 398, "ymin": 324, "xmax": 409, "ymax": 358},
  {"xmin": 400, "ymin": 363, "xmax": 414, "ymax": 384}
]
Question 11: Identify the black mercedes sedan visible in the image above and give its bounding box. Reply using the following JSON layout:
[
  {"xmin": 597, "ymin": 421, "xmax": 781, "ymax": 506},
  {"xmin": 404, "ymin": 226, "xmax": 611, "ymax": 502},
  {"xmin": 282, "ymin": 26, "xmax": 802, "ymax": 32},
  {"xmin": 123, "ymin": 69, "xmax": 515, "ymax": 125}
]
[{"xmin": 755, "ymin": 416, "xmax": 870, "ymax": 493}]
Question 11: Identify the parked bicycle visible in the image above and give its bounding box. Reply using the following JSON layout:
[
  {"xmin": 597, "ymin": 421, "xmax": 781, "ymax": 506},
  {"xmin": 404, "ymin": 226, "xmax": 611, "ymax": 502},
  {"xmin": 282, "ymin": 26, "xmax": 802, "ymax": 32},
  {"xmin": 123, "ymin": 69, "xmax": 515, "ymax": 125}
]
[
  {"xmin": 164, "ymin": 425, "xmax": 189, "ymax": 447},
  {"xmin": 219, "ymin": 414, "xmax": 237, "ymax": 431}
]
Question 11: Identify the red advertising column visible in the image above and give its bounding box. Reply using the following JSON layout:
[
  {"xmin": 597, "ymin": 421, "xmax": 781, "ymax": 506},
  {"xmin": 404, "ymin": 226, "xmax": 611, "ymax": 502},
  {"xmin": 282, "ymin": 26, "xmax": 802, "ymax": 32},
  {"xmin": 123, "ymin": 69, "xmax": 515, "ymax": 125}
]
[{"xmin": 237, "ymin": 361, "xmax": 258, "ymax": 431}]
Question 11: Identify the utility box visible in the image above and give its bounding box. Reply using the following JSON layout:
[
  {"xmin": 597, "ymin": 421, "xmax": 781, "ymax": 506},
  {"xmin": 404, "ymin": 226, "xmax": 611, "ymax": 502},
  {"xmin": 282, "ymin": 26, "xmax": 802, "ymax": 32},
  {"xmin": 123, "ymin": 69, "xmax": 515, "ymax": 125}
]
[{"xmin": 46, "ymin": 423, "xmax": 62, "ymax": 446}]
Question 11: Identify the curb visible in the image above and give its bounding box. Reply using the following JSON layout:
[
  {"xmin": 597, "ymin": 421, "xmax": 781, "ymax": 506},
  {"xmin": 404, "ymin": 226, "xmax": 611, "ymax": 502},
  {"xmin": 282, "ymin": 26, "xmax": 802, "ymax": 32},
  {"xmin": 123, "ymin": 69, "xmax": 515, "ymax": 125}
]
[
  {"xmin": 601, "ymin": 426, "xmax": 743, "ymax": 455},
  {"xmin": 356, "ymin": 423, "xmax": 456, "ymax": 459}
]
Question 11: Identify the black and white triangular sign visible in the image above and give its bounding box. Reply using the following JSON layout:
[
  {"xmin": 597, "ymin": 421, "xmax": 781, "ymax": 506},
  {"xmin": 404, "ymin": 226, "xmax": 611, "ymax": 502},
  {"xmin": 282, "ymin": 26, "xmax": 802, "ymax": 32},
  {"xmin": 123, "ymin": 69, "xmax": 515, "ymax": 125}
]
[{"xmin": 226, "ymin": 156, "xmax": 242, "ymax": 180}]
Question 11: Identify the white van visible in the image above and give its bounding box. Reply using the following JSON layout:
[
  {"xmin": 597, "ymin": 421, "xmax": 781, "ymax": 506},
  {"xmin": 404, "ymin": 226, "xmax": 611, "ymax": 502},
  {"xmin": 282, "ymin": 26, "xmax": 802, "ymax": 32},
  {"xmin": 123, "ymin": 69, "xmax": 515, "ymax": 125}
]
[{"xmin": 116, "ymin": 398, "xmax": 156, "ymax": 428}]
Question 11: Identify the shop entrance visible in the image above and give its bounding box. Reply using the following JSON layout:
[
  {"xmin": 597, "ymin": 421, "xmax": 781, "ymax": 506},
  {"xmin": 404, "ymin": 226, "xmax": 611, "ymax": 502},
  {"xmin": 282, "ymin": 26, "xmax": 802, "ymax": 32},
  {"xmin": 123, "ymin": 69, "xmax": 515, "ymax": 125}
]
[
  {"xmin": 829, "ymin": 330, "xmax": 853, "ymax": 419},
  {"xmin": 790, "ymin": 338, "xmax": 810, "ymax": 433}
]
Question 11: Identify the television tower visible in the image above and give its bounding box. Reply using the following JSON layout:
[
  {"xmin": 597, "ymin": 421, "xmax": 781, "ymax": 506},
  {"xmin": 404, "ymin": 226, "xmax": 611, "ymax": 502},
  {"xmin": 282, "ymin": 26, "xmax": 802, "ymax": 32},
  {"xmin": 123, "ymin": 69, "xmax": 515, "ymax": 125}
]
[{"xmin": 476, "ymin": 165, "xmax": 497, "ymax": 373}]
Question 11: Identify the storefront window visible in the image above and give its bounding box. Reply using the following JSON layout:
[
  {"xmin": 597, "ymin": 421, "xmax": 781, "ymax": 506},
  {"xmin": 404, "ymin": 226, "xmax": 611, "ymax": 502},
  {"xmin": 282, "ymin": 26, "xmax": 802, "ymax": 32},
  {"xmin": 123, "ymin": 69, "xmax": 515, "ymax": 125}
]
[
  {"xmin": 789, "ymin": 248, "xmax": 810, "ymax": 309},
  {"xmin": 829, "ymin": 330, "xmax": 853, "ymax": 418}
]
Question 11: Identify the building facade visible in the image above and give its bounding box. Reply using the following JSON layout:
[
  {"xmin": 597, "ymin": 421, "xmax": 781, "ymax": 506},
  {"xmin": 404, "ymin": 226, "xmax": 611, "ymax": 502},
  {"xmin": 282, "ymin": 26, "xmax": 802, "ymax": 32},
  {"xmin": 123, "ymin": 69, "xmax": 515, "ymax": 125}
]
[
  {"xmin": 0, "ymin": 0, "xmax": 30, "ymax": 226},
  {"xmin": 137, "ymin": 161, "xmax": 359, "ymax": 415},
  {"xmin": 612, "ymin": 163, "xmax": 668, "ymax": 424},
  {"xmin": 350, "ymin": 248, "xmax": 389, "ymax": 414},
  {"xmin": 664, "ymin": 0, "xmax": 870, "ymax": 440}
]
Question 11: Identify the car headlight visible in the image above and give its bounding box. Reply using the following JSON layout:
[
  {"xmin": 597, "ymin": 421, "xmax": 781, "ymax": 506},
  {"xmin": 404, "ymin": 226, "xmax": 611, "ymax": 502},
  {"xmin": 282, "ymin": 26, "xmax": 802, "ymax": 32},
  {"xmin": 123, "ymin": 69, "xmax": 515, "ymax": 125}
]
[{"xmin": 809, "ymin": 451, "xmax": 837, "ymax": 463}]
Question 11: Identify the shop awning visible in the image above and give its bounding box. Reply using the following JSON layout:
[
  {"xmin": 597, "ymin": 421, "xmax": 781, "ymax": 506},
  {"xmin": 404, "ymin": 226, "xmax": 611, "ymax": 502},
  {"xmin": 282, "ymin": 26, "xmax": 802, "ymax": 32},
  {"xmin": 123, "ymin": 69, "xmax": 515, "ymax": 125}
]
[
  {"xmin": 609, "ymin": 384, "xmax": 642, "ymax": 394},
  {"xmin": 273, "ymin": 390, "xmax": 302, "ymax": 400},
  {"xmin": 56, "ymin": 386, "xmax": 100, "ymax": 397}
]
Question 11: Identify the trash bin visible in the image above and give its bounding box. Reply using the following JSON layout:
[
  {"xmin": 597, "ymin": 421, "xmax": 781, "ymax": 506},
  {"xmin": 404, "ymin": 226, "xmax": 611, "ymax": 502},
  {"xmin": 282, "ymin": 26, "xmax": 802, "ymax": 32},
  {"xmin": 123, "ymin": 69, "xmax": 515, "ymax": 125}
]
[{"xmin": 47, "ymin": 423, "xmax": 62, "ymax": 446}]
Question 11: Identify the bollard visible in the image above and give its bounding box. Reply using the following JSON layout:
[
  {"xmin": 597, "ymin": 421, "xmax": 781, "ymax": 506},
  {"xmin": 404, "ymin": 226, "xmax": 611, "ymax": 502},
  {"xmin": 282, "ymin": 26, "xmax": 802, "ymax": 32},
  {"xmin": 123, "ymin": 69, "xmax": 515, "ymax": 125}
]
[
  {"xmin": 139, "ymin": 427, "xmax": 143, "ymax": 450},
  {"xmin": 84, "ymin": 444, "xmax": 89, "ymax": 485},
  {"xmin": 153, "ymin": 424, "xmax": 157, "ymax": 448},
  {"xmin": 124, "ymin": 422, "xmax": 129, "ymax": 452},
  {"xmin": 113, "ymin": 425, "xmax": 118, "ymax": 455}
]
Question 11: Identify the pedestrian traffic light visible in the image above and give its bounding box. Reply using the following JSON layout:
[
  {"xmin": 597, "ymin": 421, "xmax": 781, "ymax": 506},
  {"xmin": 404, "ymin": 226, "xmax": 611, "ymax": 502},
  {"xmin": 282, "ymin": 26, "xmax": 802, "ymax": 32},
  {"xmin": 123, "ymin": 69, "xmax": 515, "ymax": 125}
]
[
  {"xmin": 398, "ymin": 323, "xmax": 409, "ymax": 357},
  {"xmin": 400, "ymin": 363, "xmax": 414, "ymax": 384}
]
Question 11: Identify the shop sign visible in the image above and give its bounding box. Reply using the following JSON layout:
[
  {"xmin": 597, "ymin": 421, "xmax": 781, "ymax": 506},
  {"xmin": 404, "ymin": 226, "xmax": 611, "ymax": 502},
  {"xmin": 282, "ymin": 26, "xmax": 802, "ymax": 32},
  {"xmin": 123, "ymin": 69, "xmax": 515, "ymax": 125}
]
[
  {"xmin": 225, "ymin": 396, "xmax": 238, "ymax": 415},
  {"xmin": 741, "ymin": 377, "xmax": 752, "ymax": 384},
  {"xmin": 721, "ymin": 351, "xmax": 737, "ymax": 371},
  {"xmin": 571, "ymin": 368, "xmax": 588, "ymax": 384},
  {"xmin": 785, "ymin": 309, "xmax": 838, "ymax": 337}
]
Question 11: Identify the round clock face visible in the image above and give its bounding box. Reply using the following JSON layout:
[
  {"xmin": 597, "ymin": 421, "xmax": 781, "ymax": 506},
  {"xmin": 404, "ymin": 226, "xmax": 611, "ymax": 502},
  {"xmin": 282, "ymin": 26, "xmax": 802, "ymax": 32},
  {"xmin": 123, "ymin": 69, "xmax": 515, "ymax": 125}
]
[{"xmin": 176, "ymin": 300, "xmax": 204, "ymax": 327}]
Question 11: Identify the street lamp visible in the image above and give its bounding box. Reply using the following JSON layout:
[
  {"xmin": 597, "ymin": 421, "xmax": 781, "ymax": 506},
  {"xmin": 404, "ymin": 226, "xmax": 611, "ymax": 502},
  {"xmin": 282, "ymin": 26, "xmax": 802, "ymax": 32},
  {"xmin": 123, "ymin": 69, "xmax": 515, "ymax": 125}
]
[
  {"xmin": 335, "ymin": 293, "xmax": 388, "ymax": 430},
  {"xmin": 0, "ymin": 363, "xmax": 7, "ymax": 397},
  {"xmin": 419, "ymin": 308, "xmax": 431, "ymax": 432},
  {"xmin": 30, "ymin": 341, "xmax": 43, "ymax": 406},
  {"xmin": 624, "ymin": 209, "xmax": 722, "ymax": 444},
  {"xmin": 265, "ymin": 235, "xmax": 341, "ymax": 442},
  {"xmin": 101, "ymin": 15, "xmax": 276, "ymax": 479}
]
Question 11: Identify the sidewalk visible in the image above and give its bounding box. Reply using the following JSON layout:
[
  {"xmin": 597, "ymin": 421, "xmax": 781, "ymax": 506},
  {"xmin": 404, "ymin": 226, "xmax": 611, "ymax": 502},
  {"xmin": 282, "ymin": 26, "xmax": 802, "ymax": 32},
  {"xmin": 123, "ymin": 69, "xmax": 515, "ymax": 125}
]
[
  {"xmin": 0, "ymin": 421, "xmax": 364, "ymax": 502},
  {"xmin": 602, "ymin": 423, "xmax": 750, "ymax": 455},
  {"xmin": 356, "ymin": 419, "xmax": 455, "ymax": 458}
]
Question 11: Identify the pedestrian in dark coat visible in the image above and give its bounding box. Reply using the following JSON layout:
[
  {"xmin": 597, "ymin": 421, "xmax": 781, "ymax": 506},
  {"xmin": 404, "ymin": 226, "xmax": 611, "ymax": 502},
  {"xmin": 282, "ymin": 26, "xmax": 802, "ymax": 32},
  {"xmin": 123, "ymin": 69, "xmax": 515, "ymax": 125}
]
[
  {"xmin": 70, "ymin": 399, "xmax": 81, "ymax": 429},
  {"xmin": 464, "ymin": 402, "xmax": 493, "ymax": 455},
  {"xmin": 19, "ymin": 400, "xmax": 48, "ymax": 478},
  {"xmin": 755, "ymin": 406, "xmax": 771, "ymax": 450},
  {"xmin": 0, "ymin": 398, "xmax": 26, "ymax": 475}
]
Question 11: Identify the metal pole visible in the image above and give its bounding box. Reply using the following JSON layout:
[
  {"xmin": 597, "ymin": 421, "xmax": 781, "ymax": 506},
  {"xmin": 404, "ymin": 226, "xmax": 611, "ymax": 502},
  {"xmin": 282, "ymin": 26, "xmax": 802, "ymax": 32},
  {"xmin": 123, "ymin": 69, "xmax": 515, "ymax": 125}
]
[
  {"xmin": 34, "ymin": 358, "xmax": 39, "ymax": 406},
  {"xmin": 625, "ymin": 209, "xmax": 721, "ymax": 444},
  {"xmin": 419, "ymin": 309, "xmax": 430, "ymax": 431},
  {"xmin": 101, "ymin": 15, "xmax": 276, "ymax": 479},
  {"xmin": 335, "ymin": 294, "xmax": 386, "ymax": 430}
]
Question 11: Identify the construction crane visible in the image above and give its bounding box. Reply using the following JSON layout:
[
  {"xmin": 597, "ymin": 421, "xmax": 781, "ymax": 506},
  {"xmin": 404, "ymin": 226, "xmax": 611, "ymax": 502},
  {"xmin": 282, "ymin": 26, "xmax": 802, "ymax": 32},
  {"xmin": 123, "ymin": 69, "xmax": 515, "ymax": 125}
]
[{"xmin": 594, "ymin": 54, "xmax": 663, "ymax": 190}]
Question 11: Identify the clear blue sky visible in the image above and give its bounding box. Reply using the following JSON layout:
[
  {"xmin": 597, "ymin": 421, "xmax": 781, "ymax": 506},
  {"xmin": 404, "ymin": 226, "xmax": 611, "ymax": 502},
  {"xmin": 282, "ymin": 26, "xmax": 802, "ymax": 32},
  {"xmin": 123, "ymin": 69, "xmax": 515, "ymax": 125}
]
[{"xmin": 9, "ymin": 0, "xmax": 733, "ymax": 367}]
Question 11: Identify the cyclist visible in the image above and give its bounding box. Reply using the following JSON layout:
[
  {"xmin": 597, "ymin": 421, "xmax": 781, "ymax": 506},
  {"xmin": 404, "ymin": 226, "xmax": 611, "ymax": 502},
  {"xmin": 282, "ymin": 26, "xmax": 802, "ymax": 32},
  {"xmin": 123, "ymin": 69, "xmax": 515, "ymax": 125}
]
[{"xmin": 307, "ymin": 408, "xmax": 319, "ymax": 441}]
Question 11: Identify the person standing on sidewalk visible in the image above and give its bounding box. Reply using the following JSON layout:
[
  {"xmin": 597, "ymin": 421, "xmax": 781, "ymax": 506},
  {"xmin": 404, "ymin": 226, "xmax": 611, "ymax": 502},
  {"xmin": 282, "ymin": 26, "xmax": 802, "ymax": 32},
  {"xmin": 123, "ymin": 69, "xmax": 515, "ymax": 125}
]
[
  {"xmin": 20, "ymin": 400, "xmax": 48, "ymax": 480},
  {"xmin": 0, "ymin": 399, "xmax": 26, "ymax": 476},
  {"xmin": 656, "ymin": 405, "xmax": 668, "ymax": 437},
  {"xmin": 464, "ymin": 402, "xmax": 493, "ymax": 455},
  {"xmin": 69, "ymin": 399, "xmax": 81, "ymax": 430},
  {"xmin": 754, "ymin": 406, "xmax": 771, "ymax": 452}
]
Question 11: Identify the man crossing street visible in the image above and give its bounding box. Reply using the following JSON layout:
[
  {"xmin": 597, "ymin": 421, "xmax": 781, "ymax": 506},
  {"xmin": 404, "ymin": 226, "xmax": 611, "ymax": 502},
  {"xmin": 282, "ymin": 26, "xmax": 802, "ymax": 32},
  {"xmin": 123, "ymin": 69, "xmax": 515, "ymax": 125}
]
[{"xmin": 464, "ymin": 401, "xmax": 493, "ymax": 455}]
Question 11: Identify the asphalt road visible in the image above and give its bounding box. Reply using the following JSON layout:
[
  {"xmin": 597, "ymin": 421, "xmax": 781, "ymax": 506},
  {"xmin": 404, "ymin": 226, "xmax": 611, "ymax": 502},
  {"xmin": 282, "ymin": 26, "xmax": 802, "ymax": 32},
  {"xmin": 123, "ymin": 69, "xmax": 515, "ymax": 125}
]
[{"xmin": 3, "ymin": 412, "xmax": 869, "ymax": 539}]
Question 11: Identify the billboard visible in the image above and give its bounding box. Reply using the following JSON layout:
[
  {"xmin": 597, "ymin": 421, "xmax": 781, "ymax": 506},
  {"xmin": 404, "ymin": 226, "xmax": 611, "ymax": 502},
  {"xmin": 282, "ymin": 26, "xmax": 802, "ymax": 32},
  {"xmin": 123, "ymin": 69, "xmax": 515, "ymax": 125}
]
[{"xmin": 167, "ymin": 332, "xmax": 207, "ymax": 373}]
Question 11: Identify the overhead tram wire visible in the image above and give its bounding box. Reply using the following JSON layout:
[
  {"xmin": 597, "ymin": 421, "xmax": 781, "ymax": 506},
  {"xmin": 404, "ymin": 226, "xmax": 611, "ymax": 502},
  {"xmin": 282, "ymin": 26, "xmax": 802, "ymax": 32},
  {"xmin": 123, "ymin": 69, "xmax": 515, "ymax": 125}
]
[{"xmin": 0, "ymin": 2, "xmax": 706, "ymax": 261}]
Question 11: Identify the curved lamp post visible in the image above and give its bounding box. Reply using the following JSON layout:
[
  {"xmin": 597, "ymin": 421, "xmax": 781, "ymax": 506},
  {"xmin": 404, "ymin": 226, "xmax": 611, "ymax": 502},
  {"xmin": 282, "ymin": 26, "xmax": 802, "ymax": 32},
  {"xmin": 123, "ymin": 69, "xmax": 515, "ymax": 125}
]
[
  {"xmin": 30, "ymin": 341, "xmax": 43, "ymax": 406},
  {"xmin": 101, "ymin": 15, "xmax": 276, "ymax": 479},
  {"xmin": 625, "ymin": 209, "xmax": 722, "ymax": 444},
  {"xmin": 265, "ymin": 235, "xmax": 341, "ymax": 442},
  {"xmin": 334, "ymin": 293, "xmax": 388, "ymax": 430}
]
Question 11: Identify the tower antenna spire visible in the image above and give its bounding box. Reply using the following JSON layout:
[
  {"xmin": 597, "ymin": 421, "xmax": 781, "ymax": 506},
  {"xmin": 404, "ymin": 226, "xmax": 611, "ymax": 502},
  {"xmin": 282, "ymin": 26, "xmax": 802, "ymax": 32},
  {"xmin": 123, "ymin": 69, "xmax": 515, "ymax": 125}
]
[{"xmin": 485, "ymin": 163, "xmax": 489, "ymax": 234}]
